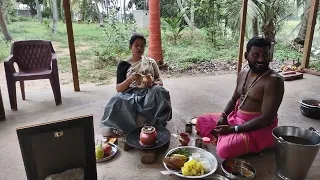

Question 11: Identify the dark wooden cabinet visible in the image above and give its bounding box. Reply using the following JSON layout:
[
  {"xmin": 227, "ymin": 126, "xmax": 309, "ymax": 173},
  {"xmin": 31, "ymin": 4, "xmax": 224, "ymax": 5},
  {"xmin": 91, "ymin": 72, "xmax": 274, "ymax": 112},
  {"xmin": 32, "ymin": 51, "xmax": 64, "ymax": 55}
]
[
  {"xmin": 0, "ymin": 87, "xmax": 5, "ymax": 120},
  {"xmin": 16, "ymin": 115, "xmax": 97, "ymax": 180}
]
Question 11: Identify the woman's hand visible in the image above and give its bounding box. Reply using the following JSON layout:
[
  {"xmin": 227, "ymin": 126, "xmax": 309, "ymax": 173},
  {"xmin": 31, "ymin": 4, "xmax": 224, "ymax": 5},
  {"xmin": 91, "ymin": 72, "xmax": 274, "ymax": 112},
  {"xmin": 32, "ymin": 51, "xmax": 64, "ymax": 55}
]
[
  {"xmin": 213, "ymin": 125, "xmax": 235, "ymax": 135},
  {"xmin": 144, "ymin": 81, "xmax": 154, "ymax": 88},
  {"xmin": 143, "ymin": 74, "xmax": 155, "ymax": 88},
  {"xmin": 126, "ymin": 72, "xmax": 137, "ymax": 84}
]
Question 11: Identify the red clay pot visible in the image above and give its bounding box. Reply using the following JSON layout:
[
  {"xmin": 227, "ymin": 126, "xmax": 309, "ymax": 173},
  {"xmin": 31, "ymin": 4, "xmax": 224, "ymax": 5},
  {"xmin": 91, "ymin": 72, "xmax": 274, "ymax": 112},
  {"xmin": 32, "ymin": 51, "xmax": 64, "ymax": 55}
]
[
  {"xmin": 179, "ymin": 132, "xmax": 190, "ymax": 146},
  {"xmin": 140, "ymin": 126, "xmax": 158, "ymax": 146}
]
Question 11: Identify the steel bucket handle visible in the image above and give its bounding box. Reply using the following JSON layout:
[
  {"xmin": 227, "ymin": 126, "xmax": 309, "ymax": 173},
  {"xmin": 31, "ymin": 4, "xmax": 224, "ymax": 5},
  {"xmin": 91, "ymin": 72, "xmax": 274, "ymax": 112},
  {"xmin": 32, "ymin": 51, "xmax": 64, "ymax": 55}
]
[
  {"xmin": 277, "ymin": 136, "xmax": 289, "ymax": 144},
  {"xmin": 277, "ymin": 127, "xmax": 319, "ymax": 144},
  {"xmin": 309, "ymin": 127, "xmax": 320, "ymax": 135}
]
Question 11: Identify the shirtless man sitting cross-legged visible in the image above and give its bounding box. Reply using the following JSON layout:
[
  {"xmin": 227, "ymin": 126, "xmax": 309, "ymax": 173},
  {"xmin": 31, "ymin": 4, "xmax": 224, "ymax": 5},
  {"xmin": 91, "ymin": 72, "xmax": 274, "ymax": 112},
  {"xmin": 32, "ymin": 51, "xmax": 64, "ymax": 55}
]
[{"xmin": 196, "ymin": 37, "xmax": 285, "ymax": 159}]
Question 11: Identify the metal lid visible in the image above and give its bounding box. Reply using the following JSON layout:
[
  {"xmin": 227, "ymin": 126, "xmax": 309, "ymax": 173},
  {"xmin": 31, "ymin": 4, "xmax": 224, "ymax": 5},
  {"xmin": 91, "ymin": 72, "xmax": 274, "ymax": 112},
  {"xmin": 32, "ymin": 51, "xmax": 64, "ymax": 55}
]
[{"xmin": 202, "ymin": 137, "xmax": 211, "ymax": 143}]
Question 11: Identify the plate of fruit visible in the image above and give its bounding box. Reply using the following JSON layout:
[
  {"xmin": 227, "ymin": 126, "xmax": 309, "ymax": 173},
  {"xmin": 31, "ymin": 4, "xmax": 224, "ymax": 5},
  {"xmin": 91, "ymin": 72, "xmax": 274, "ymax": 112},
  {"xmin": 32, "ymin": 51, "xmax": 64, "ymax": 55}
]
[
  {"xmin": 163, "ymin": 146, "xmax": 218, "ymax": 179},
  {"xmin": 95, "ymin": 139, "xmax": 117, "ymax": 163}
]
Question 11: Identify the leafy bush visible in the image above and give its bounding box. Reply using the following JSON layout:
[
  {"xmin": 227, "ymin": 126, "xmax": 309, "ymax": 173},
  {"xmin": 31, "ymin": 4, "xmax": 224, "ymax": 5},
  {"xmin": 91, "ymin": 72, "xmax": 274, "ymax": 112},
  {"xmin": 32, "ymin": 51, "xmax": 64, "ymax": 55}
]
[
  {"xmin": 42, "ymin": 7, "xmax": 52, "ymax": 19},
  {"xmin": 43, "ymin": 19, "xmax": 50, "ymax": 28},
  {"xmin": 10, "ymin": 16, "xmax": 33, "ymax": 22},
  {"xmin": 162, "ymin": 10, "xmax": 186, "ymax": 44},
  {"xmin": 273, "ymin": 42, "xmax": 302, "ymax": 62},
  {"xmin": 94, "ymin": 23, "xmax": 138, "ymax": 68},
  {"xmin": 310, "ymin": 60, "xmax": 320, "ymax": 71}
]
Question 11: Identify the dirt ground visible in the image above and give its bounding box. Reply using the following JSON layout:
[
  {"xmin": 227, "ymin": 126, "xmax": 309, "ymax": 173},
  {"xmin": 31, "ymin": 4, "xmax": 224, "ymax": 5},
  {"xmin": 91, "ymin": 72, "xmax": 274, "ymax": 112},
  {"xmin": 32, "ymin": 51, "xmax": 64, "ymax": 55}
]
[{"xmin": 0, "ymin": 72, "xmax": 319, "ymax": 180}]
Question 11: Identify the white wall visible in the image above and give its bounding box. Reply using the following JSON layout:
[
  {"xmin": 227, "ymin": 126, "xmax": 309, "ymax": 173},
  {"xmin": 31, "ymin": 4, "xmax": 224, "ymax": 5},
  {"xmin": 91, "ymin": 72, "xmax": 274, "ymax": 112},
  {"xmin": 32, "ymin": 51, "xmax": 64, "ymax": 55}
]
[{"xmin": 133, "ymin": 10, "xmax": 149, "ymax": 29}]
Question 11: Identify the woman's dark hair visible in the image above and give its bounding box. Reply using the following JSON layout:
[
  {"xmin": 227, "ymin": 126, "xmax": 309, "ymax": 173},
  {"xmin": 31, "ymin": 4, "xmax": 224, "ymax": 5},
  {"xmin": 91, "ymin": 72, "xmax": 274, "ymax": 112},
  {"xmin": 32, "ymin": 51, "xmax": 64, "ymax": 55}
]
[
  {"xmin": 129, "ymin": 33, "xmax": 146, "ymax": 48},
  {"xmin": 246, "ymin": 36, "xmax": 271, "ymax": 52}
]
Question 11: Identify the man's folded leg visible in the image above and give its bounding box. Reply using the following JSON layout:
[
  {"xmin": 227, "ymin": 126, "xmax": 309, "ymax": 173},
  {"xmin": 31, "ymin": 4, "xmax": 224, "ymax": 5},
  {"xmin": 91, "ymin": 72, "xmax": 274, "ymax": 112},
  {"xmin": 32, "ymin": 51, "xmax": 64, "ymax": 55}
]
[{"xmin": 216, "ymin": 132, "xmax": 250, "ymax": 159}]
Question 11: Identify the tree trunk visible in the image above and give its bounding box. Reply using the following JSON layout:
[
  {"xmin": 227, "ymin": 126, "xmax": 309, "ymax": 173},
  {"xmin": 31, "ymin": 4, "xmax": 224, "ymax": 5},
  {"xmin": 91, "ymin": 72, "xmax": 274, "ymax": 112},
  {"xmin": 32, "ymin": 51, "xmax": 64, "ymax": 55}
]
[
  {"xmin": 190, "ymin": 0, "xmax": 194, "ymax": 28},
  {"xmin": 148, "ymin": 0, "xmax": 163, "ymax": 63},
  {"xmin": 123, "ymin": 0, "xmax": 126, "ymax": 23},
  {"xmin": 43, "ymin": 0, "xmax": 48, "ymax": 8},
  {"xmin": 60, "ymin": 0, "xmax": 64, "ymax": 22},
  {"xmin": 95, "ymin": 0, "xmax": 104, "ymax": 27},
  {"xmin": 252, "ymin": 16, "xmax": 258, "ymax": 37},
  {"xmin": 293, "ymin": 9, "xmax": 309, "ymax": 46},
  {"xmin": 52, "ymin": 0, "xmax": 58, "ymax": 33},
  {"xmin": 35, "ymin": 0, "xmax": 43, "ymax": 23},
  {"xmin": 0, "ymin": 6, "xmax": 12, "ymax": 41},
  {"xmin": 262, "ymin": 18, "xmax": 275, "ymax": 42},
  {"xmin": 81, "ymin": 0, "xmax": 87, "ymax": 21}
]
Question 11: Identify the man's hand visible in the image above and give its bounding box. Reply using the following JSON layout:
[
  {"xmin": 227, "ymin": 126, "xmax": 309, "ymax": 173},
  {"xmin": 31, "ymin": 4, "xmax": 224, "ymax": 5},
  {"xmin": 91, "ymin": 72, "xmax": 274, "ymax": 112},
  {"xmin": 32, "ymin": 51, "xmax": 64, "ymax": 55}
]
[
  {"xmin": 214, "ymin": 125, "xmax": 235, "ymax": 135},
  {"xmin": 216, "ymin": 116, "xmax": 228, "ymax": 126}
]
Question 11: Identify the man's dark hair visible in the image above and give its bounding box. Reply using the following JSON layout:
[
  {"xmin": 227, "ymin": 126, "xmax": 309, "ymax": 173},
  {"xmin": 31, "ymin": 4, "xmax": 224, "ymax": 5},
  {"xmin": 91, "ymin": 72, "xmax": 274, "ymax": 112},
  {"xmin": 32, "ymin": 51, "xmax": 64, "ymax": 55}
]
[
  {"xmin": 129, "ymin": 33, "xmax": 146, "ymax": 47},
  {"xmin": 246, "ymin": 36, "xmax": 271, "ymax": 52}
]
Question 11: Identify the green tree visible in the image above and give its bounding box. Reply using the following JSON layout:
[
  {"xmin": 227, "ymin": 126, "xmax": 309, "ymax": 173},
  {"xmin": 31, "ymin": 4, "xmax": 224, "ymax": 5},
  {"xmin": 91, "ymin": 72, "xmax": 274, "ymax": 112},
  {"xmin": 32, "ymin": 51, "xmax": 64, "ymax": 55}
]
[
  {"xmin": 17, "ymin": 0, "xmax": 44, "ymax": 16},
  {"xmin": 160, "ymin": 0, "xmax": 179, "ymax": 18}
]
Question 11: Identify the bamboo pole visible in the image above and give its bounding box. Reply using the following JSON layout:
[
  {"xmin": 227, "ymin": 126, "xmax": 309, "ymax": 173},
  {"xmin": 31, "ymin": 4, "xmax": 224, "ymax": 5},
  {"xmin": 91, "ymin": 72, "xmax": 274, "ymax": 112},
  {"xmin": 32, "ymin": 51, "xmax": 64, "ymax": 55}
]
[
  {"xmin": 63, "ymin": 0, "xmax": 80, "ymax": 91},
  {"xmin": 237, "ymin": 0, "xmax": 248, "ymax": 75},
  {"xmin": 301, "ymin": 0, "xmax": 319, "ymax": 68}
]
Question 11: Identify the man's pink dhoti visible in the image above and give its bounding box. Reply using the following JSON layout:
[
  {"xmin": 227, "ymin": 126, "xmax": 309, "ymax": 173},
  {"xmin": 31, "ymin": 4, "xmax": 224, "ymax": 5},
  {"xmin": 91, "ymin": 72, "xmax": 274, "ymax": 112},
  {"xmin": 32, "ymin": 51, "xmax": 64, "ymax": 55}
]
[{"xmin": 196, "ymin": 104, "xmax": 277, "ymax": 159}]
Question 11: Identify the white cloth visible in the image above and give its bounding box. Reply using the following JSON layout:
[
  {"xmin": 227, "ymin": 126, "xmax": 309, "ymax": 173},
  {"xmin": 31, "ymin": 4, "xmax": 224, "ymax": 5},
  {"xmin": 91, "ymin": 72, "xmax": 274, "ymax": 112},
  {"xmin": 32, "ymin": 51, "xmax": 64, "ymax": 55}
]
[{"xmin": 45, "ymin": 168, "xmax": 84, "ymax": 180}]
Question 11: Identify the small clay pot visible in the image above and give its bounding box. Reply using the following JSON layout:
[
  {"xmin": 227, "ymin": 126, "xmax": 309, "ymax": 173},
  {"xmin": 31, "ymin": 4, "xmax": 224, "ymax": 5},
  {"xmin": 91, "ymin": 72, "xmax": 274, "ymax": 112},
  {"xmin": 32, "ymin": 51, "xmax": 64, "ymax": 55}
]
[
  {"xmin": 140, "ymin": 126, "xmax": 158, "ymax": 146},
  {"xmin": 179, "ymin": 132, "xmax": 190, "ymax": 146}
]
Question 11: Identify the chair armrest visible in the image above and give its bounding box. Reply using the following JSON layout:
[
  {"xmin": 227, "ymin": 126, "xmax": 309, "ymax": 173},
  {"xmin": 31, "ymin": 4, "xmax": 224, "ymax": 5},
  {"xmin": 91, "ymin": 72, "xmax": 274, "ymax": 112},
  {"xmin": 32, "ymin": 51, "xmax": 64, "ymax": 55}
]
[
  {"xmin": 51, "ymin": 53, "xmax": 58, "ymax": 72},
  {"xmin": 3, "ymin": 55, "xmax": 16, "ymax": 74},
  {"xmin": 52, "ymin": 53, "xmax": 57, "ymax": 61}
]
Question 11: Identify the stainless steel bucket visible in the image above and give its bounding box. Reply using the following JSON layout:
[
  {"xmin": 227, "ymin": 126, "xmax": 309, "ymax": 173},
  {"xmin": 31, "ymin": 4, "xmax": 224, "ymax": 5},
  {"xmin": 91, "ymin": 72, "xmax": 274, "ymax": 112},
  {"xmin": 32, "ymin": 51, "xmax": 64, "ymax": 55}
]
[{"xmin": 272, "ymin": 126, "xmax": 320, "ymax": 180}]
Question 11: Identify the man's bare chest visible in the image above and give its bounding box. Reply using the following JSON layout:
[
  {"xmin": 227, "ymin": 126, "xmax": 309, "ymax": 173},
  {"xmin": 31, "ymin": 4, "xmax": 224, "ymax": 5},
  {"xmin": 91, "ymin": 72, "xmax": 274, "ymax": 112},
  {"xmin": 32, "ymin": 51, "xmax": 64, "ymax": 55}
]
[{"xmin": 237, "ymin": 74, "xmax": 266, "ymax": 104}]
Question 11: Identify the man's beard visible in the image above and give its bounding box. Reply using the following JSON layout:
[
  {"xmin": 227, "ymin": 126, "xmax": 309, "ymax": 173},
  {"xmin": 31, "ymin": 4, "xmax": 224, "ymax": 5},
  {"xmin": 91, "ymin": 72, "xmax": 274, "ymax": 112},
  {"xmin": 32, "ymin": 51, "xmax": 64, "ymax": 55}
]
[{"xmin": 248, "ymin": 61, "xmax": 270, "ymax": 74}]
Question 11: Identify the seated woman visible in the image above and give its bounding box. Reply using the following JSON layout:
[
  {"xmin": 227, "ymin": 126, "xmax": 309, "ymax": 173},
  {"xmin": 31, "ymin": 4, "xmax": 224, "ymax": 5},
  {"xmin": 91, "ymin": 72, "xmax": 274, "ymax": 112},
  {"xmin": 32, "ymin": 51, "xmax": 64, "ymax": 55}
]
[{"xmin": 100, "ymin": 34, "xmax": 172, "ymax": 135}]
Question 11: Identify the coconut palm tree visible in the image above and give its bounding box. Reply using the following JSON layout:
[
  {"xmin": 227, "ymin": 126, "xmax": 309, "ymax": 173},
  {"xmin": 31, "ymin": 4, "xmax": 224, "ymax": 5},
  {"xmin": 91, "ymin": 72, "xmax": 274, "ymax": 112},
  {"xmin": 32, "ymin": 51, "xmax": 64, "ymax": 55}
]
[
  {"xmin": 225, "ymin": 0, "xmax": 262, "ymax": 37},
  {"xmin": 292, "ymin": 0, "xmax": 311, "ymax": 46},
  {"xmin": 226, "ymin": 0, "xmax": 290, "ymax": 42},
  {"xmin": 148, "ymin": 0, "xmax": 163, "ymax": 63},
  {"xmin": 259, "ymin": 0, "xmax": 289, "ymax": 42}
]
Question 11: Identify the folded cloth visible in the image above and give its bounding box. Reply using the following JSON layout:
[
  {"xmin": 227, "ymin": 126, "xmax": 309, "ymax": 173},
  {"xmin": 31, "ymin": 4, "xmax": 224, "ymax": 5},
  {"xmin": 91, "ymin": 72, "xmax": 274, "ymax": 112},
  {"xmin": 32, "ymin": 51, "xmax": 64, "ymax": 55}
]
[{"xmin": 45, "ymin": 168, "xmax": 84, "ymax": 180}]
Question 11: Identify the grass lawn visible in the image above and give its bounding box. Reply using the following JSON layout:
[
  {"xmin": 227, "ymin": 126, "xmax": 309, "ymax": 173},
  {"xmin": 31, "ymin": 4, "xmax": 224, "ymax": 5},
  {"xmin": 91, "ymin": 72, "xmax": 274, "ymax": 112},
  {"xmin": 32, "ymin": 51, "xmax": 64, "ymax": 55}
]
[{"xmin": 0, "ymin": 19, "xmax": 318, "ymax": 84}]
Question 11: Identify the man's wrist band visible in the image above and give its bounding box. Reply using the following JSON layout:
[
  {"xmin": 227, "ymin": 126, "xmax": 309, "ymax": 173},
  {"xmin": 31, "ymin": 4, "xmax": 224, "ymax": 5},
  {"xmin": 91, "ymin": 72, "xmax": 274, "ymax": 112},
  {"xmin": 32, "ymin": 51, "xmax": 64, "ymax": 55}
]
[{"xmin": 234, "ymin": 125, "xmax": 239, "ymax": 132}]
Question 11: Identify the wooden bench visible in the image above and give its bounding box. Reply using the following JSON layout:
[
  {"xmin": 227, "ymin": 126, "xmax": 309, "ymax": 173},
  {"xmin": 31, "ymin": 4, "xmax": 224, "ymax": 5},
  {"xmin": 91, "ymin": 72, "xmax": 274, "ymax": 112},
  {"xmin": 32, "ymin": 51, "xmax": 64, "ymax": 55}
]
[{"xmin": 279, "ymin": 71, "xmax": 304, "ymax": 81}]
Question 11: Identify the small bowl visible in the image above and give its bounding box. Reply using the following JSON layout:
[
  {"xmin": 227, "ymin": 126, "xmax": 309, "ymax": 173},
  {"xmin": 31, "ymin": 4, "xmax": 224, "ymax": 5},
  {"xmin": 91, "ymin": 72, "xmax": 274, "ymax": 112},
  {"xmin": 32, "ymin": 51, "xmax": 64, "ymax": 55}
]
[
  {"xmin": 200, "ymin": 160, "xmax": 211, "ymax": 173},
  {"xmin": 300, "ymin": 99, "xmax": 320, "ymax": 120},
  {"xmin": 221, "ymin": 158, "xmax": 256, "ymax": 179},
  {"xmin": 192, "ymin": 152, "xmax": 201, "ymax": 160}
]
